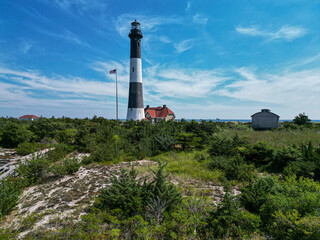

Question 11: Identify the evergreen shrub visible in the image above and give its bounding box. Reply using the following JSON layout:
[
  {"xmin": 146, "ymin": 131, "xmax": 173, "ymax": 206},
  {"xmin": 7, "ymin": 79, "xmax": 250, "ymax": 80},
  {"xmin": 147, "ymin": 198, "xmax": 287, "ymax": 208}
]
[
  {"xmin": 0, "ymin": 177, "xmax": 22, "ymax": 219},
  {"xmin": 17, "ymin": 156, "xmax": 50, "ymax": 184},
  {"xmin": 96, "ymin": 162, "xmax": 181, "ymax": 219}
]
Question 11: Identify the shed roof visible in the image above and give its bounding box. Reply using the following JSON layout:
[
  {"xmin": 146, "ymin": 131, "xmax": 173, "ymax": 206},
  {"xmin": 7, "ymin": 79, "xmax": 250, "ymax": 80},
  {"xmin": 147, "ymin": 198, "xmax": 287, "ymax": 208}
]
[{"xmin": 251, "ymin": 111, "xmax": 279, "ymax": 118}]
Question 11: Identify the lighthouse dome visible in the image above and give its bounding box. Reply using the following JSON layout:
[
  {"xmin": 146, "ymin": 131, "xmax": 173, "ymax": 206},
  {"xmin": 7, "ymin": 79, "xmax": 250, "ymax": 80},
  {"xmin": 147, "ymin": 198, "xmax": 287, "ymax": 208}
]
[{"xmin": 131, "ymin": 20, "xmax": 140, "ymax": 30}]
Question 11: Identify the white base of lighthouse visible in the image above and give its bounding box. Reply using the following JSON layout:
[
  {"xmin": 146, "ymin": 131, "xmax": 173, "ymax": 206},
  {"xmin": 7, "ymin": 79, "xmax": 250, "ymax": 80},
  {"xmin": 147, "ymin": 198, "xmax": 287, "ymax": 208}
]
[{"xmin": 126, "ymin": 108, "xmax": 144, "ymax": 121}]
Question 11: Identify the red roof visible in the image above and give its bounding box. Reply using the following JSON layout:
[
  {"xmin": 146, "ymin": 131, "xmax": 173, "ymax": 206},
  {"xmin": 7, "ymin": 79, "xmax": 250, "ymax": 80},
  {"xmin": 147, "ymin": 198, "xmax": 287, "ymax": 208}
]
[
  {"xmin": 145, "ymin": 105, "xmax": 175, "ymax": 118},
  {"xmin": 19, "ymin": 115, "xmax": 39, "ymax": 119}
]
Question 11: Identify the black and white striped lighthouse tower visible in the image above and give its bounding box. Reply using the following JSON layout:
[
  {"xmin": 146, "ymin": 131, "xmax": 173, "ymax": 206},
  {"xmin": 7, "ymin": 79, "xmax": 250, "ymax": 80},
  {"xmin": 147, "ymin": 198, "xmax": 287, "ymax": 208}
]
[{"xmin": 126, "ymin": 20, "xmax": 144, "ymax": 121}]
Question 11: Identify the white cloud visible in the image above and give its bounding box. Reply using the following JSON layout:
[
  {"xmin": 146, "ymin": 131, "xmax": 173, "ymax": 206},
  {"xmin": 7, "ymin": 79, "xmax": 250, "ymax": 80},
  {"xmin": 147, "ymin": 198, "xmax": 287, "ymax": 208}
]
[
  {"xmin": 90, "ymin": 60, "xmax": 130, "ymax": 83},
  {"xmin": 61, "ymin": 30, "xmax": 86, "ymax": 46},
  {"xmin": 115, "ymin": 14, "xmax": 183, "ymax": 38},
  {"xmin": 215, "ymin": 67, "xmax": 320, "ymax": 118},
  {"xmin": 20, "ymin": 42, "xmax": 33, "ymax": 54},
  {"xmin": 0, "ymin": 65, "xmax": 132, "ymax": 118},
  {"xmin": 158, "ymin": 36, "xmax": 171, "ymax": 43},
  {"xmin": 0, "ymin": 66, "xmax": 129, "ymax": 100},
  {"xmin": 53, "ymin": 0, "xmax": 108, "ymax": 14},
  {"xmin": 174, "ymin": 39, "xmax": 194, "ymax": 53},
  {"xmin": 186, "ymin": 0, "xmax": 192, "ymax": 13},
  {"xmin": 236, "ymin": 25, "xmax": 307, "ymax": 41},
  {"xmin": 193, "ymin": 14, "xmax": 208, "ymax": 25},
  {"xmin": 30, "ymin": 24, "xmax": 92, "ymax": 48},
  {"xmin": 144, "ymin": 65, "xmax": 227, "ymax": 98},
  {"xmin": 2, "ymin": 55, "xmax": 320, "ymax": 119}
]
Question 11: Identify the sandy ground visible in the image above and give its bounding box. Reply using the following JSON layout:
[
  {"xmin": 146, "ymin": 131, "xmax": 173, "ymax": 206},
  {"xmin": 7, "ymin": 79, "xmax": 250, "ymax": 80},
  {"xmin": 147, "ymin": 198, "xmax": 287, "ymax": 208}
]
[{"xmin": 1, "ymin": 155, "xmax": 240, "ymax": 238}]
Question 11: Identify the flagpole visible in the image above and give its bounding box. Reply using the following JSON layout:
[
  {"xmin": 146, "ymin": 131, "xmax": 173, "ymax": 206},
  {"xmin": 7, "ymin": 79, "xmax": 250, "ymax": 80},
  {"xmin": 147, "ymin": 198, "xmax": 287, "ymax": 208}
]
[{"xmin": 115, "ymin": 68, "xmax": 118, "ymax": 121}]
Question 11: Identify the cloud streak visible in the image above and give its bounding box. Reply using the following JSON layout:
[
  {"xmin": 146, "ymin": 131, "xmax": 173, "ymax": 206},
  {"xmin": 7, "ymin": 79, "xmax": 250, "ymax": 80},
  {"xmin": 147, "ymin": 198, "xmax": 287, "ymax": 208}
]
[
  {"xmin": 174, "ymin": 39, "xmax": 194, "ymax": 53},
  {"xmin": 115, "ymin": 14, "xmax": 183, "ymax": 38},
  {"xmin": 193, "ymin": 14, "xmax": 208, "ymax": 25},
  {"xmin": 216, "ymin": 67, "xmax": 320, "ymax": 116},
  {"xmin": 53, "ymin": 0, "xmax": 108, "ymax": 15},
  {"xmin": 144, "ymin": 65, "xmax": 227, "ymax": 98},
  {"xmin": 1, "ymin": 55, "xmax": 320, "ymax": 118},
  {"xmin": 236, "ymin": 25, "xmax": 307, "ymax": 41},
  {"xmin": 0, "ymin": 66, "xmax": 128, "ymax": 101}
]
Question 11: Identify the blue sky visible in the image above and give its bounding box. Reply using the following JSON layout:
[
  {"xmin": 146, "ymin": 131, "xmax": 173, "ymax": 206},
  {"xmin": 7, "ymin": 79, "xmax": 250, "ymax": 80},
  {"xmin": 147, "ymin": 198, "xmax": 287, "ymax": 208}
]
[{"xmin": 1, "ymin": 0, "xmax": 320, "ymax": 119}]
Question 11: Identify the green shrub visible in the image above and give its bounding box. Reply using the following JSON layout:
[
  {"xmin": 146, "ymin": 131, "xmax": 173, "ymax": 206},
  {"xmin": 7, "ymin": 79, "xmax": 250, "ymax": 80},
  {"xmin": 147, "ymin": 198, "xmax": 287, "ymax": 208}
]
[
  {"xmin": 242, "ymin": 141, "xmax": 275, "ymax": 167},
  {"xmin": 50, "ymin": 158, "xmax": 80, "ymax": 176},
  {"xmin": 87, "ymin": 143, "xmax": 120, "ymax": 163},
  {"xmin": 0, "ymin": 122, "xmax": 33, "ymax": 148},
  {"xmin": 194, "ymin": 153, "xmax": 207, "ymax": 162},
  {"xmin": 270, "ymin": 146, "xmax": 303, "ymax": 172},
  {"xmin": 63, "ymin": 158, "xmax": 80, "ymax": 175},
  {"xmin": 146, "ymin": 161, "xmax": 182, "ymax": 216},
  {"xmin": 56, "ymin": 129, "xmax": 76, "ymax": 145},
  {"xmin": 270, "ymin": 210, "xmax": 320, "ymax": 240},
  {"xmin": 152, "ymin": 131, "xmax": 176, "ymax": 154},
  {"xmin": 0, "ymin": 228, "xmax": 17, "ymax": 239},
  {"xmin": 96, "ymin": 162, "xmax": 181, "ymax": 218},
  {"xmin": 293, "ymin": 113, "xmax": 311, "ymax": 126},
  {"xmin": 176, "ymin": 132, "xmax": 202, "ymax": 151},
  {"xmin": 284, "ymin": 160, "xmax": 315, "ymax": 179},
  {"xmin": 0, "ymin": 177, "xmax": 22, "ymax": 219},
  {"xmin": 131, "ymin": 137, "xmax": 153, "ymax": 159},
  {"xmin": 208, "ymin": 155, "xmax": 255, "ymax": 182},
  {"xmin": 16, "ymin": 142, "xmax": 46, "ymax": 156},
  {"xmin": 208, "ymin": 134, "xmax": 248, "ymax": 157},
  {"xmin": 46, "ymin": 143, "xmax": 72, "ymax": 162},
  {"xmin": 16, "ymin": 156, "xmax": 50, "ymax": 184},
  {"xmin": 260, "ymin": 176, "xmax": 320, "ymax": 229},
  {"xmin": 240, "ymin": 176, "xmax": 280, "ymax": 213},
  {"xmin": 96, "ymin": 167, "xmax": 144, "ymax": 216},
  {"xmin": 206, "ymin": 190, "xmax": 261, "ymax": 239},
  {"xmin": 208, "ymin": 135, "xmax": 234, "ymax": 156}
]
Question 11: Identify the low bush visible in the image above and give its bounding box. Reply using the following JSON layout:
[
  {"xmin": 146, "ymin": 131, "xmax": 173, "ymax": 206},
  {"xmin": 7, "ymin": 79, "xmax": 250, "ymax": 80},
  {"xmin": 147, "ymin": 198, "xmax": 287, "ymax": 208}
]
[
  {"xmin": 45, "ymin": 143, "xmax": 72, "ymax": 162},
  {"xmin": 242, "ymin": 141, "xmax": 275, "ymax": 168},
  {"xmin": 293, "ymin": 113, "xmax": 312, "ymax": 126},
  {"xmin": 208, "ymin": 135, "xmax": 234, "ymax": 157},
  {"xmin": 152, "ymin": 131, "xmax": 176, "ymax": 154},
  {"xmin": 16, "ymin": 142, "xmax": 47, "ymax": 156},
  {"xmin": 240, "ymin": 176, "xmax": 280, "ymax": 213},
  {"xmin": 270, "ymin": 146, "xmax": 303, "ymax": 172},
  {"xmin": 208, "ymin": 134, "xmax": 248, "ymax": 157},
  {"xmin": 208, "ymin": 155, "xmax": 255, "ymax": 182},
  {"xmin": 0, "ymin": 122, "xmax": 33, "ymax": 148},
  {"xmin": 86, "ymin": 143, "xmax": 121, "ymax": 163},
  {"xmin": 0, "ymin": 177, "xmax": 22, "ymax": 219},
  {"xmin": 63, "ymin": 158, "xmax": 80, "ymax": 175},
  {"xmin": 16, "ymin": 156, "xmax": 50, "ymax": 184},
  {"xmin": 206, "ymin": 190, "xmax": 261, "ymax": 239},
  {"xmin": 176, "ymin": 132, "xmax": 202, "ymax": 151},
  {"xmin": 96, "ymin": 162, "xmax": 181, "ymax": 219},
  {"xmin": 50, "ymin": 158, "xmax": 80, "ymax": 176}
]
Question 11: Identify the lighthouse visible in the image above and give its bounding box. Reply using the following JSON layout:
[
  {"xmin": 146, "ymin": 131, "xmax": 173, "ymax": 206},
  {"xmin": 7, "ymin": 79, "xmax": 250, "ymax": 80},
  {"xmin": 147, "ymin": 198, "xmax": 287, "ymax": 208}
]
[{"xmin": 126, "ymin": 20, "xmax": 144, "ymax": 121}]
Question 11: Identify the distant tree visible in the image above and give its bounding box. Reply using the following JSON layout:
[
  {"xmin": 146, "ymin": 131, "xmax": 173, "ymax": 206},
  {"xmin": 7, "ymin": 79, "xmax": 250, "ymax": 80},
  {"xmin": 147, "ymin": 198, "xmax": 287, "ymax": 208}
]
[
  {"xmin": 0, "ymin": 122, "xmax": 33, "ymax": 148},
  {"xmin": 293, "ymin": 113, "xmax": 311, "ymax": 126},
  {"xmin": 176, "ymin": 132, "xmax": 202, "ymax": 151}
]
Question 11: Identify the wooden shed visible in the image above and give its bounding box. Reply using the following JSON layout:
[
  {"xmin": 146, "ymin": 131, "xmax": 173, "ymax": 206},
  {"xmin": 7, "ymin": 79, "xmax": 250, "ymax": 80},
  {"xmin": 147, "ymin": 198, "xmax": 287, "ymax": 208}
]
[{"xmin": 251, "ymin": 109, "xmax": 279, "ymax": 130}]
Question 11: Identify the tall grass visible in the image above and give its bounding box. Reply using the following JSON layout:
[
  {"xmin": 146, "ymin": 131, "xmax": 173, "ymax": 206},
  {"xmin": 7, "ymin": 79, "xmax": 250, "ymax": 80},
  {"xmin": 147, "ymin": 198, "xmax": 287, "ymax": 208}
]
[
  {"xmin": 148, "ymin": 151, "xmax": 223, "ymax": 183},
  {"xmin": 215, "ymin": 128, "xmax": 320, "ymax": 148}
]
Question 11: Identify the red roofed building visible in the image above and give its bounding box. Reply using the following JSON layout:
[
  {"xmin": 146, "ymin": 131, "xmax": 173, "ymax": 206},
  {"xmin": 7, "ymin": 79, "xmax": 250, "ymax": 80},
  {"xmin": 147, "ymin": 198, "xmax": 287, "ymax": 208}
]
[
  {"xmin": 145, "ymin": 105, "xmax": 175, "ymax": 123},
  {"xmin": 19, "ymin": 115, "xmax": 40, "ymax": 121}
]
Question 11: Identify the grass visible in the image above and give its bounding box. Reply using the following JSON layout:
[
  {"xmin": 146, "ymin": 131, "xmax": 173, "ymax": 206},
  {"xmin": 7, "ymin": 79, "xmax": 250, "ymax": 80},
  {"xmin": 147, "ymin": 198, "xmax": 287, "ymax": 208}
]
[
  {"xmin": 215, "ymin": 128, "xmax": 320, "ymax": 148},
  {"xmin": 134, "ymin": 150, "xmax": 223, "ymax": 184}
]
